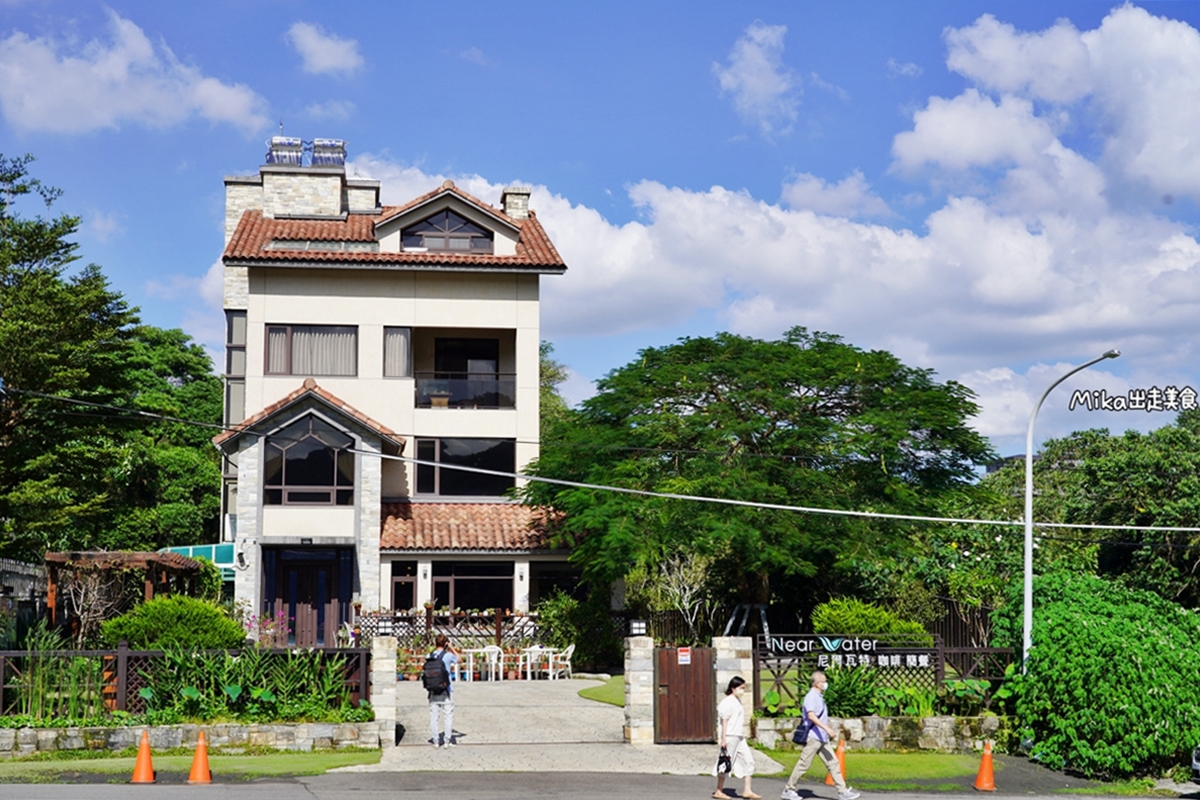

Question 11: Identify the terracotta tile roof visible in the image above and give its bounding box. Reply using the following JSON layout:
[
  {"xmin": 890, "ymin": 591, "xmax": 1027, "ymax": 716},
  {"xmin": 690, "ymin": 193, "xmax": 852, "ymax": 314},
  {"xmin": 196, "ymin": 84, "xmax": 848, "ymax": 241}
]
[
  {"xmin": 224, "ymin": 183, "xmax": 566, "ymax": 272},
  {"xmin": 213, "ymin": 377, "xmax": 404, "ymax": 450},
  {"xmin": 380, "ymin": 502, "xmax": 556, "ymax": 551}
]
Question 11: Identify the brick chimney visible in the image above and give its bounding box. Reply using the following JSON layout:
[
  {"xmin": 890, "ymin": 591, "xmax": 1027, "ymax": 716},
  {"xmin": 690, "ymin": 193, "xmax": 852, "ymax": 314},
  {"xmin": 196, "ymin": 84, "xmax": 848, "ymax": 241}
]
[{"xmin": 500, "ymin": 186, "xmax": 531, "ymax": 220}]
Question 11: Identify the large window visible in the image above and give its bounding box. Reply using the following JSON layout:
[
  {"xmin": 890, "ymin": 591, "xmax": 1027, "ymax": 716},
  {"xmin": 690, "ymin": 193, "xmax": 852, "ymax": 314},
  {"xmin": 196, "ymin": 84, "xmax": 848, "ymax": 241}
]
[
  {"xmin": 264, "ymin": 416, "xmax": 355, "ymax": 505},
  {"xmin": 415, "ymin": 438, "xmax": 515, "ymax": 496},
  {"xmin": 415, "ymin": 337, "xmax": 514, "ymax": 408},
  {"xmin": 401, "ymin": 210, "xmax": 494, "ymax": 254},
  {"xmin": 431, "ymin": 562, "xmax": 513, "ymax": 610},
  {"xmin": 266, "ymin": 325, "xmax": 357, "ymax": 376}
]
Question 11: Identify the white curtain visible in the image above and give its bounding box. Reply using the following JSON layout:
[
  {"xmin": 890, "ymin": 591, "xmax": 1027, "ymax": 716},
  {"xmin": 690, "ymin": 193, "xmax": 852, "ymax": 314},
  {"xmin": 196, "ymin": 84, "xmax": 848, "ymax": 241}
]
[
  {"xmin": 291, "ymin": 326, "xmax": 357, "ymax": 376},
  {"xmin": 384, "ymin": 327, "xmax": 411, "ymax": 377},
  {"xmin": 266, "ymin": 327, "xmax": 289, "ymax": 374}
]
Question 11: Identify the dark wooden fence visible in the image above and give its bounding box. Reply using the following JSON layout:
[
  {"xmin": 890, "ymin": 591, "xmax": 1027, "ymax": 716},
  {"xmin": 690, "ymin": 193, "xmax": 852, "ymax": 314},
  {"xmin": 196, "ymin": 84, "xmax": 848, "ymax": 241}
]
[
  {"xmin": 753, "ymin": 633, "xmax": 1013, "ymax": 712},
  {"xmin": 0, "ymin": 643, "xmax": 370, "ymax": 716}
]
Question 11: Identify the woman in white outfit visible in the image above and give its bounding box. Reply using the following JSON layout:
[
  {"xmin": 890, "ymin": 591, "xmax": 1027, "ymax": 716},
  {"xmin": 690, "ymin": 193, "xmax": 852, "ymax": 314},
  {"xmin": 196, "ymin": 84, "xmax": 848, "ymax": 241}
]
[{"xmin": 714, "ymin": 676, "xmax": 760, "ymax": 800}]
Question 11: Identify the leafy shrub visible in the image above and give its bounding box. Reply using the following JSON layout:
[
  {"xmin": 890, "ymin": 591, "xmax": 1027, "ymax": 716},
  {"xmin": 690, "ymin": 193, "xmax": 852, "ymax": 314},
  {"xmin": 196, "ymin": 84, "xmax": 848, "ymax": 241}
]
[
  {"xmin": 811, "ymin": 598, "xmax": 932, "ymax": 645},
  {"xmin": 992, "ymin": 571, "xmax": 1200, "ymax": 777},
  {"xmin": 823, "ymin": 665, "xmax": 879, "ymax": 717},
  {"xmin": 760, "ymin": 689, "xmax": 803, "ymax": 718},
  {"xmin": 872, "ymin": 685, "xmax": 936, "ymax": 717},
  {"xmin": 140, "ymin": 646, "xmax": 371, "ymax": 723},
  {"xmin": 535, "ymin": 587, "xmax": 620, "ymax": 668},
  {"xmin": 191, "ymin": 556, "xmax": 225, "ymax": 603},
  {"xmin": 101, "ymin": 595, "xmax": 245, "ymax": 649}
]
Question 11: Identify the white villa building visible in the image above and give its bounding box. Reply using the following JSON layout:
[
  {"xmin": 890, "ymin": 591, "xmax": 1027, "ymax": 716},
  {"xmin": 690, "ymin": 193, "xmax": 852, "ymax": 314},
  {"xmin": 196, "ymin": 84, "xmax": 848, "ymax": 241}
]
[{"xmin": 214, "ymin": 137, "xmax": 571, "ymax": 646}]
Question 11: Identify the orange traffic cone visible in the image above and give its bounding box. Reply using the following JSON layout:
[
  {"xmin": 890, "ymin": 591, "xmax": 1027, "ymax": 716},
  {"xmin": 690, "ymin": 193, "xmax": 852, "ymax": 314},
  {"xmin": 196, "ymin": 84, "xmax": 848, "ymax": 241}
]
[
  {"xmin": 825, "ymin": 740, "xmax": 846, "ymax": 785},
  {"xmin": 187, "ymin": 730, "xmax": 212, "ymax": 784},
  {"xmin": 131, "ymin": 730, "xmax": 155, "ymax": 784},
  {"xmin": 973, "ymin": 740, "xmax": 996, "ymax": 791}
]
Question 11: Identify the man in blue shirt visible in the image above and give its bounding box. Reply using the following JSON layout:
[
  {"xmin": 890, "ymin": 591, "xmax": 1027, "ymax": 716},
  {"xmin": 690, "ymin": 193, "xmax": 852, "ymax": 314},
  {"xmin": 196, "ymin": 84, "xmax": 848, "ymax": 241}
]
[{"xmin": 781, "ymin": 671, "xmax": 861, "ymax": 800}]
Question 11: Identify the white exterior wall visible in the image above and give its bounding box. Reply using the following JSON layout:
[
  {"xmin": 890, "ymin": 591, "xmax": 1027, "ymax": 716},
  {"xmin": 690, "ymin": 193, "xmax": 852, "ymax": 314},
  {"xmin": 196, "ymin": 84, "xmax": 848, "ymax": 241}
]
[
  {"xmin": 224, "ymin": 165, "xmax": 549, "ymax": 615},
  {"xmin": 242, "ymin": 268, "xmax": 541, "ymax": 476}
]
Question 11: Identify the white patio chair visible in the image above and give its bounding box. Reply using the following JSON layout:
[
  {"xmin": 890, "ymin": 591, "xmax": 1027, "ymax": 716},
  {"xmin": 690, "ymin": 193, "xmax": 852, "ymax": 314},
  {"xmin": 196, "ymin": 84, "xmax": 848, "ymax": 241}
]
[
  {"xmin": 547, "ymin": 643, "xmax": 575, "ymax": 680},
  {"xmin": 480, "ymin": 644, "xmax": 503, "ymax": 681}
]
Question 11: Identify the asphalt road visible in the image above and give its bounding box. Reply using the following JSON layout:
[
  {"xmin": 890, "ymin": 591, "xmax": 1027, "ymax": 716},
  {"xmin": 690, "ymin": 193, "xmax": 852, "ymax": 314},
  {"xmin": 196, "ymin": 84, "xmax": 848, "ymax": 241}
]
[{"xmin": 0, "ymin": 770, "xmax": 1184, "ymax": 800}]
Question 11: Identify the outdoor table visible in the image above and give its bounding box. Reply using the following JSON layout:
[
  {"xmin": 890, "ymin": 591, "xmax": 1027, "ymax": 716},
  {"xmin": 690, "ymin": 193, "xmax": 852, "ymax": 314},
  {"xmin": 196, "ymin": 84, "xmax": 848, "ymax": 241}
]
[{"xmin": 522, "ymin": 645, "xmax": 556, "ymax": 680}]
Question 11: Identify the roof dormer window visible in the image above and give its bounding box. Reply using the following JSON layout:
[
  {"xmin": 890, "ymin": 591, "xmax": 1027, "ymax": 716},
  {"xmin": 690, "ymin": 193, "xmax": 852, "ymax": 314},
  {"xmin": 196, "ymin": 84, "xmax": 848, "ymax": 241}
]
[{"xmin": 402, "ymin": 210, "xmax": 494, "ymax": 254}]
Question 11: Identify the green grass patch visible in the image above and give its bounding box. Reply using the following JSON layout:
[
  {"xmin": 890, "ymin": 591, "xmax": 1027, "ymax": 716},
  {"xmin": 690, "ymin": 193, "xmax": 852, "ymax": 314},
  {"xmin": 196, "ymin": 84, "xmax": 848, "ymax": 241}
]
[
  {"xmin": 1058, "ymin": 780, "xmax": 1175, "ymax": 797},
  {"xmin": 0, "ymin": 749, "xmax": 380, "ymax": 782},
  {"xmin": 756, "ymin": 749, "xmax": 988, "ymax": 782},
  {"xmin": 577, "ymin": 675, "xmax": 624, "ymax": 707}
]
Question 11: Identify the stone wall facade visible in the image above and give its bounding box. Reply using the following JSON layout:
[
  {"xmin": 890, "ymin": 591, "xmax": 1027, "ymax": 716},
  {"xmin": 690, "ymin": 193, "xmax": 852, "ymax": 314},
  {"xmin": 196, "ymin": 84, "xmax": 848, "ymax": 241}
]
[
  {"xmin": 0, "ymin": 721, "xmax": 388, "ymax": 757},
  {"xmin": 753, "ymin": 714, "xmax": 1007, "ymax": 753}
]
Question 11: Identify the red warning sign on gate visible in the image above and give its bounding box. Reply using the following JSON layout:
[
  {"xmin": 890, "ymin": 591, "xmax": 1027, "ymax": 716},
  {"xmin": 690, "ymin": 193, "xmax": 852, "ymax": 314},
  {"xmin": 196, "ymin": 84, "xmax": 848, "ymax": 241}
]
[{"xmin": 677, "ymin": 647, "xmax": 691, "ymax": 665}]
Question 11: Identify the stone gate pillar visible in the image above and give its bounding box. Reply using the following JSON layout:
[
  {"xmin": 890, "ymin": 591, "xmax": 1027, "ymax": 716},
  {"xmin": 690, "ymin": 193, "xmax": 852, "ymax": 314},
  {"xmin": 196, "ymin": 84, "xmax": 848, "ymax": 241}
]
[{"xmin": 623, "ymin": 635, "xmax": 654, "ymax": 745}]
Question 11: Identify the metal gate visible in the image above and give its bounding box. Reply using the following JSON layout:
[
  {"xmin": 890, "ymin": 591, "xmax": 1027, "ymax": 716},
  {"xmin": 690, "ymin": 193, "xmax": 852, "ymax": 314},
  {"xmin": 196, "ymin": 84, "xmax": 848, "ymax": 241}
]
[{"xmin": 654, "ymin": 646, "xmax": 715, "ymax": 743}]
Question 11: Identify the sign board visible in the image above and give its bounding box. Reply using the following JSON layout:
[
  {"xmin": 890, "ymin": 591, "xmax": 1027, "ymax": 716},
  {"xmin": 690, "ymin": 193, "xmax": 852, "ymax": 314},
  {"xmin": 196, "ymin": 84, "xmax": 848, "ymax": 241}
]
[{"xmin": 677, "ymin": 647, "xmax": 691, "ymax": 665}]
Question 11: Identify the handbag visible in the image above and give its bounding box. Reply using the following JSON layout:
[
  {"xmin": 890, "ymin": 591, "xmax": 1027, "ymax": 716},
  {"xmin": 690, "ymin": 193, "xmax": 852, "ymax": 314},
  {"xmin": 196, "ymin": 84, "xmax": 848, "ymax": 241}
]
[{"xmin": 716, "ymin": 746, "xmax": 733, "ymax": 775}]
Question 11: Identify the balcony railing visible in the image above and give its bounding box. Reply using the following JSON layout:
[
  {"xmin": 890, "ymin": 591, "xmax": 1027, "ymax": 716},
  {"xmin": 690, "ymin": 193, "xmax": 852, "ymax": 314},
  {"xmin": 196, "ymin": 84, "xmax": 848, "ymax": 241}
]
[{"xmin": 415, "ymin": 372, "xmax": 516, "ymax": 409}]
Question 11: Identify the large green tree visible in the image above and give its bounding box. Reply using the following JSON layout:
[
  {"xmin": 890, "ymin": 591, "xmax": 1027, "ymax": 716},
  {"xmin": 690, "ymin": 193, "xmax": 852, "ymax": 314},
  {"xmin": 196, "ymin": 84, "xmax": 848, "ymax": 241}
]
[
  {"xmin": 870, "ymin": 415, "xmax": 1200, "ymax": 616},
  {"xmin": 0, "ymin": 154, "xmax": 221, "ymax": 558},
  {"xmin": 520, "ymin": 328, "xmax": 995, "ymax": 611}
]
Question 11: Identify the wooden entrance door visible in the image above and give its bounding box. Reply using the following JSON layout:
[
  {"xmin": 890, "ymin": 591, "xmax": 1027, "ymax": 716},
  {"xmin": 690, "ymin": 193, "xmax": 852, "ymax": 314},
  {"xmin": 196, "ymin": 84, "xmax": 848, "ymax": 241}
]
[
  {"xmin": 262, "ymin": 547, "xmax": 354, "ymax": 648},
  {"xmin": 654, "ymin": 647, "xmax": 716, "ymax": 743},
  {"xmin": 285, "ymin": 562, "xmax": 335, "ymax": 647}
]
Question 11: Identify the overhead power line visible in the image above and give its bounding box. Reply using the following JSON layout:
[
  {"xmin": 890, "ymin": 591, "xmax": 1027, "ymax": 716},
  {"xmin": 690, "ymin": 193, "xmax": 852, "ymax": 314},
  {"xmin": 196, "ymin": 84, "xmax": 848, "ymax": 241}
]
[{"xmin": 8, "ymin": 385, "xmax": 1200, "ymax": 536}]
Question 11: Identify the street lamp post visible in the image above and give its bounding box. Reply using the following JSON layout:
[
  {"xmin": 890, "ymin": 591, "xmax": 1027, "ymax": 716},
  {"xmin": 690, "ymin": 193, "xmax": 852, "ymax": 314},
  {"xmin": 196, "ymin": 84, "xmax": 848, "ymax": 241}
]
[{"xmin": 1023, "ymin": 349, "xmax": 1120, "ymax": 669}]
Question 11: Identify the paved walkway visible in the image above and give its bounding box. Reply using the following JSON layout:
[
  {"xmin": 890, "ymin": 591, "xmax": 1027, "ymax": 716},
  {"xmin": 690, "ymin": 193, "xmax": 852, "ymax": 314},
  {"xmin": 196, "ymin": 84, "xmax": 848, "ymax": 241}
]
[{"xmin": 336, "ymin": 677, "xmax": 782, "ymax": 775}]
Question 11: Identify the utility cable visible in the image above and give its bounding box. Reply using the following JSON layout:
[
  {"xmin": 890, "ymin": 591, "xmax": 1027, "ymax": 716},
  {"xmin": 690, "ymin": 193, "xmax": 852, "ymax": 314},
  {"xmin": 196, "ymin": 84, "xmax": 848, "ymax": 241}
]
[{"xmin": 9, "ymin": 384, "xmax": 1200, "ymax": 536}]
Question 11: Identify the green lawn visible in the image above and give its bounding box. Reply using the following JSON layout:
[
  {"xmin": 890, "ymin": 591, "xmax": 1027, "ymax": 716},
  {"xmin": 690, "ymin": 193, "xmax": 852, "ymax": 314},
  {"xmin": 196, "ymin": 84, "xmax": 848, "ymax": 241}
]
[
  {"xmin": 577, "ymin": 675, "xmax": 624, "ymax": 706},
  {"xmin": 757, "ymin": 748, "xmax": 986, "ymax": 790},
  {"xmin": 0, "ymin": 748, "xmax": 381, "ymax": 782}
]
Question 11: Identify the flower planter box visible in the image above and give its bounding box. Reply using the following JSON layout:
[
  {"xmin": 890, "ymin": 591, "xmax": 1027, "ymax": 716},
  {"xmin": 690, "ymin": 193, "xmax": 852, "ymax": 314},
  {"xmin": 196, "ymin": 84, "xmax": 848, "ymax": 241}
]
[{"xmin": 752, "ymin": 714, "xmax": 1008, "ymax": 753}]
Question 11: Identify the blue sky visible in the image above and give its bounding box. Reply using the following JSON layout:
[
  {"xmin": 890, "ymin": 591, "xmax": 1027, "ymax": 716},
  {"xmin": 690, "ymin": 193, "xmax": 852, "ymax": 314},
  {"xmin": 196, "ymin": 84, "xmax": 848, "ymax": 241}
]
[{"xmin": 3, "ymin": 1, "xmax": 1200, "ymax": 456}]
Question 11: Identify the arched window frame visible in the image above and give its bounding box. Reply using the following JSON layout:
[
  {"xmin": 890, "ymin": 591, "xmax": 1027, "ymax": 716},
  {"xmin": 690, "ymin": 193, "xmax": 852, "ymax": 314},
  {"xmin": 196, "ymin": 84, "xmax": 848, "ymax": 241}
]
[{"xmin": 401, "ymin": 209, "xmax": 494, "ymax": 254}]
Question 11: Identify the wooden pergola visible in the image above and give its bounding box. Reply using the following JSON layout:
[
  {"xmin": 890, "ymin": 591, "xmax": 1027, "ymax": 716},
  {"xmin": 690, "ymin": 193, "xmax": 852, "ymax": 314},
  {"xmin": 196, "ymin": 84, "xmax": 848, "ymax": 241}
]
[{"xmin": 43, "ymin": 551, "xmax": 203, "ymax": 626}]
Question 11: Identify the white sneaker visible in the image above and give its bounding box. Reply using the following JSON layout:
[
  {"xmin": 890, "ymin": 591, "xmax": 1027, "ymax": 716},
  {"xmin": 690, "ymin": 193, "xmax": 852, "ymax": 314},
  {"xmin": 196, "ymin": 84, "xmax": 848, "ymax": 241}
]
[
  {"xmin": 781, "ymin": 790, "xmax": 801, "ymax": 800},
  {"xmin": 839, "ymin": 788, "xmax": 861, "ymax": 800}
]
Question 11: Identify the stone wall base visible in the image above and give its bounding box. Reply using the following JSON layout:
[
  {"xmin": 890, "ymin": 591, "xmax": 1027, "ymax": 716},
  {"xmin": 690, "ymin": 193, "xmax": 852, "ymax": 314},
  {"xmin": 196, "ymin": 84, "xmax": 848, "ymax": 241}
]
[
  {"xmin": 0, "ymin": 722, "xmax": 386, "ymax": 757},
  {"xmin": 753, "ymin": 715, "xmax": 1007, "ymax": 753}
]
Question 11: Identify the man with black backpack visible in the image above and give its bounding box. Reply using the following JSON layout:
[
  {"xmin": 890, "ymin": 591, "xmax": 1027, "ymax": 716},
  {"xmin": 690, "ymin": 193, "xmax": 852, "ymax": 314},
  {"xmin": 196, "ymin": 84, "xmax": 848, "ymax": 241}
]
[{"xmin": 423, "ymin": 634, "xmax": 458, "ymax": 747}]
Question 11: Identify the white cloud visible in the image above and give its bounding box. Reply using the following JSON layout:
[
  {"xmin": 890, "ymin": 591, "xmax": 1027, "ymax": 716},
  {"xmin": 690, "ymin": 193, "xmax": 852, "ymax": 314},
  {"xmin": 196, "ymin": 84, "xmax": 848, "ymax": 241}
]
[
  {"xmin": 713, "ymin": 21, "xmax": 799, "ymax": 137},
  {"xmin": 782, "ymin": 170, "xmax": 890, "ymax": 218},
  {"xmin": 85, "ymin": 209, "xmax": 123, "ymax": 243},
  {"xmin": 147, "ymin": 258, "xmax": 224, "ymax": 355},
  {"xmin": 945, "ymin": 14, "xmax": 1091, "ymax": 104},
  {"xmin": 0, "ymin": 10, "xmax": 269, "ymax": 134},
  {"xmin": 460, "ymin": 47, "xmax": 489, "ymax": 66},
  {"xmin": 305, "ymin": 99, "xmax": 356, "ymax": 120},
  {"xmin": 285, "ymin": 22, "xmax": 363, "ymax": 76},
  {"xmin": 944, "ymin": 7, "xmax": 1200, "ymax": 201},
  {"xmin": 891, "ymin": 90, "xmax": 1057, "ymax": 175},
  {"xmin": 887, "ymin": 58, "xmax": 922, "ymax": 78}
]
